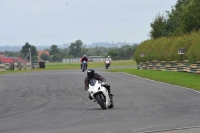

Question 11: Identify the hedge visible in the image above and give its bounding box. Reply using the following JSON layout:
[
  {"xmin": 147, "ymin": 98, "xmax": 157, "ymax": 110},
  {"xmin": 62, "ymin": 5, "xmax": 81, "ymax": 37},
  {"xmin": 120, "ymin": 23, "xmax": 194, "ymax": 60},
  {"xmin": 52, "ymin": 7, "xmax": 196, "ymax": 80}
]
[{"xmin": 134, "ymin": 31, "xmax": 200, "ymax": 63}]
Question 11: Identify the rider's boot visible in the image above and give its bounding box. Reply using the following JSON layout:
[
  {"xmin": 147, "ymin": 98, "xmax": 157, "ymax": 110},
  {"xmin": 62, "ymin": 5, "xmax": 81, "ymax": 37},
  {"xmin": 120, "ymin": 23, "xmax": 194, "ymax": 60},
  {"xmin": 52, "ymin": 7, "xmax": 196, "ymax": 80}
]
[
  {"xmin": 88, "ymin": 93, "xmax": 93, "ymax": 100},
  {"xmin": 109, "ymin": 93, "xmax": 113, "ymax": 100},
  {"xmin": 106, "ymin": 85, "xmax": 113, "ymax": 98},
  {"xmin": 109, "ymin": 93, "xmax": 113, "ymax": 97}
]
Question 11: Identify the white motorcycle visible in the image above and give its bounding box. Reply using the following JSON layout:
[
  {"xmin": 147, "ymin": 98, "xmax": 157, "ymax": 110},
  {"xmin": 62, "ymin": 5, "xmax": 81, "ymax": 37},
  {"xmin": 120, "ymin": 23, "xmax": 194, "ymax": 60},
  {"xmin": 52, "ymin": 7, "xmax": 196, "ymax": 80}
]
[
  {"xmin": 87, "ymin": 79, "xmax": 114, "ymax": 110},
  {"xmin": 105, "ymin": 60, "xmax": 111, "ymax": 69}
]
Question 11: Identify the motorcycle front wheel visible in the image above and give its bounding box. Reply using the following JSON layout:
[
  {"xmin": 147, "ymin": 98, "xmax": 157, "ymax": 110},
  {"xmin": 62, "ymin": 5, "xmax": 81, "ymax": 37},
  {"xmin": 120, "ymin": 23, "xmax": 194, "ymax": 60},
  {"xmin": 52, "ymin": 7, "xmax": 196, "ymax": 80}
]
[
  {"xmin": 105, "ymin": 64, "xmax": 108, "ymax": 69},
  {"xmin": 95, "ymin": 93, "xmax": 107, "ymax": 110}
]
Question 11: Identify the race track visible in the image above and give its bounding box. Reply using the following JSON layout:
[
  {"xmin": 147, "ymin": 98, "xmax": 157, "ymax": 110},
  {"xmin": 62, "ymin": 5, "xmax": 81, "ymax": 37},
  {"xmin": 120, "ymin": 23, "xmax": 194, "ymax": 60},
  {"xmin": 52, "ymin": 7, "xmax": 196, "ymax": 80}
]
[{"xmin": 0, "ymin": 68, "xmax": 200, "ymax": 133}]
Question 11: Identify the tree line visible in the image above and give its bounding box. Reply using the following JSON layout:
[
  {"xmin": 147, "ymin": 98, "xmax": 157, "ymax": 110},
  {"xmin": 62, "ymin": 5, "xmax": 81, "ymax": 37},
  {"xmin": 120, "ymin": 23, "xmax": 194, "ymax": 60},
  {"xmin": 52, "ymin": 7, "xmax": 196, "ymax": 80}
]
[
  {"xmin": 135, "ymin": 0, "xmax": 200, "ymax": 63},
  {"xmin": 150, "ymin": 0, "xmax": 200, "ymax": 39},
  {"xmin": 4, "ymin": 40, "xmax": 138, "ymax": 62}
]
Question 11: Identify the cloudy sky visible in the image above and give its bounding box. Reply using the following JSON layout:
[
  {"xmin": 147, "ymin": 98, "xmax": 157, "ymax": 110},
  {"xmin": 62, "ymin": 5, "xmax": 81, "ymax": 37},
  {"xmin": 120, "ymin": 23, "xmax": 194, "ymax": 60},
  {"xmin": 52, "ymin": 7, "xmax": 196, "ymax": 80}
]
[{"xmin": 0, "ymin": 0, "xmax": 177, "ymax": 46}]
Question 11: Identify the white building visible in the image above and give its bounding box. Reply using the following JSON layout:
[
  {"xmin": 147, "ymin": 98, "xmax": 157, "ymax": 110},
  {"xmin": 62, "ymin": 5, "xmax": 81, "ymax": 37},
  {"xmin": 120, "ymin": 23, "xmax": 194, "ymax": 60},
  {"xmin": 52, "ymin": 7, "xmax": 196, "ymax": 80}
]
[{"xmin": 63, "ymin": 56, "xmax": 105, "ymax": 63}]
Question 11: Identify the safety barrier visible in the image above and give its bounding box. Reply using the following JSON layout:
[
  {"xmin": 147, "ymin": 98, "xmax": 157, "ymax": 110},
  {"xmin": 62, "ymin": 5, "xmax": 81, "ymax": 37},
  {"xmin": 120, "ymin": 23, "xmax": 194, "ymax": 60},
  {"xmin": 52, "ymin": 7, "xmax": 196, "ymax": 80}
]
[
  {"xmin": 138, "ymin": 60, "xmax": 200, "ymax": 74},
  {"xmin": 0, "ymin": 62, "xmax": 32, "ymax": 71}
]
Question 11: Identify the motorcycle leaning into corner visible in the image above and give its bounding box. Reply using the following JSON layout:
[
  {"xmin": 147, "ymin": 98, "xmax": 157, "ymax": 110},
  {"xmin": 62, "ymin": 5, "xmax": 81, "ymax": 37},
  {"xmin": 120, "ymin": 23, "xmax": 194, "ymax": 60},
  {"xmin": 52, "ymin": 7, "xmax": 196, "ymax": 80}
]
[
  {"xmin": 87, "ymin": 79, "xmax": 114, "ymax": 110},
  {"xmin": 81, "ymin": 61, "xmax": 87, "ymax": 72}
]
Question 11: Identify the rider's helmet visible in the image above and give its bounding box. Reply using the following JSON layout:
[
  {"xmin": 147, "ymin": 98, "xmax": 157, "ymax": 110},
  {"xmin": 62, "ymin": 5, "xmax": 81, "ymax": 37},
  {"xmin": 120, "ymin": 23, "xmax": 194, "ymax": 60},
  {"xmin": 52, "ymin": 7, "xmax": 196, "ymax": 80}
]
[
  {"xmin": 87, "ymin": 69, "xmax": 94, "ymax": 79},
  {"xmin": 84, "ymin": 55, "xmax": 86, "ymax": 57},
  {"xmin": 108, "ymin": 56, "xmax": 110, "ymax": 58}
]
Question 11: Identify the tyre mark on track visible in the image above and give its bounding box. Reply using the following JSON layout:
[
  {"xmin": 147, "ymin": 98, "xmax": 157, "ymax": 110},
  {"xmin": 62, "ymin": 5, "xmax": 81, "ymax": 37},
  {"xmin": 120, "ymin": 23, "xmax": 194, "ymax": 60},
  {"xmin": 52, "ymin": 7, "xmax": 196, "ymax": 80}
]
[{"xmin": 0, "ymin": 94, "xmax": 51, "ymax": 119}]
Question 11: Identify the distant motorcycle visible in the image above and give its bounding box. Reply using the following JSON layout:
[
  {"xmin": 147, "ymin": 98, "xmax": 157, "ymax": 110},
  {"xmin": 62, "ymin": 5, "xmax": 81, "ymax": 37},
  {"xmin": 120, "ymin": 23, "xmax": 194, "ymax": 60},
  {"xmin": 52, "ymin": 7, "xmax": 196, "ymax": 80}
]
[
  {"xmin": 105, "ymin": 60, "xmax": 111, "ymax": 69},
  {"xmin": 87, "ymin": 79, "xmax": 114, "ymax": 110},
  {"xmin": 81, "ymin": 61, "xmax": 87, "ymax": 72}
]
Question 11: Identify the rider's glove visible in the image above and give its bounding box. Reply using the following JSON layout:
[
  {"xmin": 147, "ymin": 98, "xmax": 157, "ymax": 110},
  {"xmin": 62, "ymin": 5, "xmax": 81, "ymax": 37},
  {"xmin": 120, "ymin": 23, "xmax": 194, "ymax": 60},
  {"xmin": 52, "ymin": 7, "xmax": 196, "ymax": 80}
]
[{"xmin": 101, "ymin": 82, "xmax": 106, "ymax": 85}]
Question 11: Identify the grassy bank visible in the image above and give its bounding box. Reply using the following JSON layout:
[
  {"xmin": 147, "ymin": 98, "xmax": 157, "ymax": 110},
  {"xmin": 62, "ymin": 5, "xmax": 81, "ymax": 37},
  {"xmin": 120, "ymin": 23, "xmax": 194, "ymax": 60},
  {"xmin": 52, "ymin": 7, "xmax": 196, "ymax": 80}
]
[
  {"xmin": 0, "ymin": 60, "xmax": 136, "ymax": 74},
  {"xmin": 108, "ymin": 68, "xmax": 200, "ymax": 91}
]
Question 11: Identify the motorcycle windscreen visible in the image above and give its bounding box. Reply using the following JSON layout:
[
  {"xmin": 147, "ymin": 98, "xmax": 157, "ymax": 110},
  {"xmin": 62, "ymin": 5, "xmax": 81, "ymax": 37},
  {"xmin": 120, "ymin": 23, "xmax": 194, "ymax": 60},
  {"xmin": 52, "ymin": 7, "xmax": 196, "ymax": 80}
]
[{"xmin": 89, "ymin": 79, "xmax": 97, "ymax": 86}]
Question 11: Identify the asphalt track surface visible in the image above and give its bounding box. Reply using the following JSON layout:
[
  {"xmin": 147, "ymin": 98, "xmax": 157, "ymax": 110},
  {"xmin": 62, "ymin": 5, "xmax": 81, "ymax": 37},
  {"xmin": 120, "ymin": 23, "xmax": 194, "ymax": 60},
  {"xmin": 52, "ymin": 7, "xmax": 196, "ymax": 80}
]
[{"xmin": 0, "ymin": 68, "xmax": 200, "ymax": 133}]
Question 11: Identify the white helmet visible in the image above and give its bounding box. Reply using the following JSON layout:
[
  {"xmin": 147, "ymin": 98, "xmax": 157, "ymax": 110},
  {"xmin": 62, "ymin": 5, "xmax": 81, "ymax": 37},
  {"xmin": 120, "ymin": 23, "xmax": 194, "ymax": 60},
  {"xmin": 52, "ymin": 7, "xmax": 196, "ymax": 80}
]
[
  {"xmin": 84, "ymin": 55, "xmax": 86, "ymax": 57},
  {"xmin": 108, "ymin": 56, "xmax": 110, "ymax": 58}
]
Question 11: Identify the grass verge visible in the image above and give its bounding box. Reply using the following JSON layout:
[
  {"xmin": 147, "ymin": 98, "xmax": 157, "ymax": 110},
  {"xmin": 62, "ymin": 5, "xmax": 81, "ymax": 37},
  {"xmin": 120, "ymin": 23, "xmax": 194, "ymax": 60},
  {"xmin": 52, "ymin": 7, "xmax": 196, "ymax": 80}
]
[
  {"xmin": 45, "ymin": 60, "xmax": 136, "ymax": 70},
  {"xmin": 107, "ymin": 68, "xmax": 200, "ymax": 91},
  {"xmin": 1, "ymin": 60, "xmax": 199, "ymax": 92},
  {"xmin": 0, "ymin": 60, "xmax": 136, "ymax": 74}
]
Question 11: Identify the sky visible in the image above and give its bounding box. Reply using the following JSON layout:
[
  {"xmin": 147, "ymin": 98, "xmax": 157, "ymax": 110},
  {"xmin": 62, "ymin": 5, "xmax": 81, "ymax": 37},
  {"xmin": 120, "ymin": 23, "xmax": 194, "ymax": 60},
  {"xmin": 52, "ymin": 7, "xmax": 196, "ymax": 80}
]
[{"xmin": 0, "ymin": 0, "xmax": 177, "ymax": 46}]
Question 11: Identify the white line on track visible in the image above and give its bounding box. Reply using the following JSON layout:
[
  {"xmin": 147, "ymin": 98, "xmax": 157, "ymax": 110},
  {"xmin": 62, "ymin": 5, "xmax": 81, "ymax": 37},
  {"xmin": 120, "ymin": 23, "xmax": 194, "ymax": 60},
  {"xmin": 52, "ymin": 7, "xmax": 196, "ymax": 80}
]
[
  {"xmin": 116, "ymin": 72, "xmax": 200, "ymax": 94},
  {"xmin": 66, "ymin": 85, "xmax": 90, "ymax": 106}
]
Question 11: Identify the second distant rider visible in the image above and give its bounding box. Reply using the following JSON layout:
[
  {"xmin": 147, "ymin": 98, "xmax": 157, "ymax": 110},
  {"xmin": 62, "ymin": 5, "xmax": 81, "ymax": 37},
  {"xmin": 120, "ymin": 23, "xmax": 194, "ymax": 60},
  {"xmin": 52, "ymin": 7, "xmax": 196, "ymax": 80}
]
[{"xmin": 80, "ymin": 55, "xmax": 89, "ymax": 69}]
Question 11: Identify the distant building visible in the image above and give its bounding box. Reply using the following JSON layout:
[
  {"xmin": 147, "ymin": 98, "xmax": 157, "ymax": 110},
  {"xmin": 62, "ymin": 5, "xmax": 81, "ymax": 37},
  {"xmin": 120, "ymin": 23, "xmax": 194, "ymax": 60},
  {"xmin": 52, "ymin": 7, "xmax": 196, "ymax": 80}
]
[
  {"xmin": 63, "ymin": 56, "xmax": 104, "ymax": 63},
  {"xmin": 0, "ymin": 52, "xmax": 5, "ymax": 58},
  {"xmin": 0, "ymin": 57, "xmax": 28, "ymax": 63},
  {"xmin": 0, "ymin": 57, "xmax": 15, "ymax": 63},
  {"xmin": 38, "ymin": 50, "xmax": 50, "ymax": 59},
  {"xmin": 87, "ymin": 56, "xmax": 104, "ymax": 62}
]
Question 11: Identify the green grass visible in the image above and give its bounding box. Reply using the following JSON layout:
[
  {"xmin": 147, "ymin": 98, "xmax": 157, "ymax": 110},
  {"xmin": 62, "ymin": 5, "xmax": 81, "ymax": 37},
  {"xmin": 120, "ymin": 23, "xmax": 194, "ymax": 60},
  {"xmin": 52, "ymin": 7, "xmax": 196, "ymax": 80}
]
[
  {"xmin": 0, "ymin": 60, "xmax": 136, "ymax": 73},
  {"xmin": 1, "ymin": 60, "xmax": 199, "ymax": 92},
  {"xmin": 107, "ymin": 68, "xmax": 200, "ymax": 91},
  {"xmin": 45, "ymin": 60, "xmax": 136, "ymax": 70}
]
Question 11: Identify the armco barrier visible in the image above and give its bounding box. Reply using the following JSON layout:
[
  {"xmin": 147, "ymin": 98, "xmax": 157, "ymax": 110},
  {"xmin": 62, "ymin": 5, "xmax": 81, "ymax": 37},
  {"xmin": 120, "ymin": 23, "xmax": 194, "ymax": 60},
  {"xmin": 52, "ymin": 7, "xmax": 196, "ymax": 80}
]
[
  {"xmin": 0, "ymin": 64, "xmax": 6, "ymax": 71},
  {"xmin": 21, "ymin": 63, "xmax": 31, "ymax": 70},
  {"xmin": 0, "ymin": 62, "xmax": 31, "ymax": 71},
  {"xmin": 138, "ymin": 60, "xmax": 200, "ymax": 74}
]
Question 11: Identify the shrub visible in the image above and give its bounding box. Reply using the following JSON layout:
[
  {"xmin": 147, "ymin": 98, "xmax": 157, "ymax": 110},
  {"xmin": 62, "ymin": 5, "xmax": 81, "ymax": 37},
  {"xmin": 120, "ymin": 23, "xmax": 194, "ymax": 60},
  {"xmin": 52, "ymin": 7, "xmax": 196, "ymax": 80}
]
[{"xmin": 134, "ymin": 30, "xmax": 200, "ymax": 63}]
